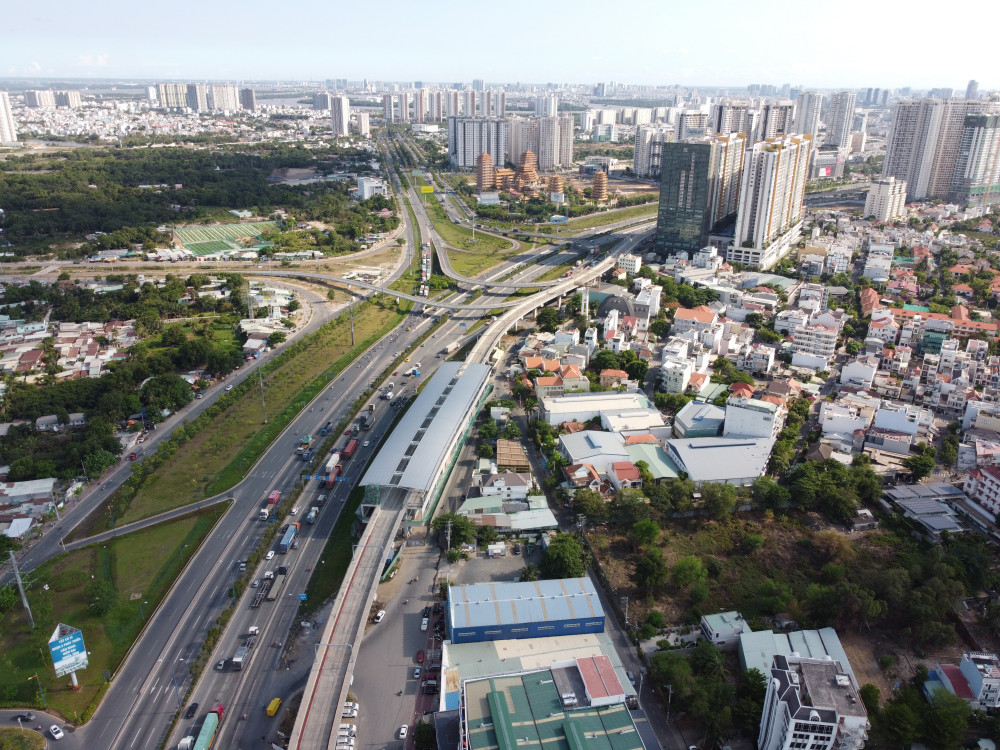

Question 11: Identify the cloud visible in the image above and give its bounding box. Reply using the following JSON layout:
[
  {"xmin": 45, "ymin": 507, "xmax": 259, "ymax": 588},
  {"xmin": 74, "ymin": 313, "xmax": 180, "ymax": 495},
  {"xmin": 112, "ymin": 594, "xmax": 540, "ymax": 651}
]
[
  {"xmin": 29, "ymin": 60, "xmax": 41, "ymax": 72},
  {"xmin": 77, "ymin": 53, "xmax": 108, "ymax": 67}
]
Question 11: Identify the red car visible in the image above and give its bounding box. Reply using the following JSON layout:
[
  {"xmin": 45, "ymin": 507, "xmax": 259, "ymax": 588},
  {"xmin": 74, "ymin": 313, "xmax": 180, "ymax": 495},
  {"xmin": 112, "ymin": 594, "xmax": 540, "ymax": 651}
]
[
  {"xmin": 129, "ymin": 453, "xmax": 137, "ymax": 461},
  {"xmin": 393, "ymin": 370, "xmax": 399, "ymax": 375},
  {"xmin": 416, "ymin": 649, "xmax": 424, "ymax": 663}
]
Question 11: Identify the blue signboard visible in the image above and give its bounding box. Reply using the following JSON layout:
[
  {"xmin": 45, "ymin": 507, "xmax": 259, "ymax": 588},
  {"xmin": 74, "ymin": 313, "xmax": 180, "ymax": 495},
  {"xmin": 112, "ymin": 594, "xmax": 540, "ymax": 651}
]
[
  {"xmin": 299, "ymin": 593, "xmax": 307, "ymax": 601},
  {"xmin": 49, "ymin": 624, "xmax": 88, "ymax": 678}
]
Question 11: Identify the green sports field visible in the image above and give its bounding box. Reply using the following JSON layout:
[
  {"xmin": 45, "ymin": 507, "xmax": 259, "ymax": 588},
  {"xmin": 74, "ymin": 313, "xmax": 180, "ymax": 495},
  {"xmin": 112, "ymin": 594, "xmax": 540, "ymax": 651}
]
[{"xmin": 174, "ymin": 221, "xmax": 277, "ymax": 254}]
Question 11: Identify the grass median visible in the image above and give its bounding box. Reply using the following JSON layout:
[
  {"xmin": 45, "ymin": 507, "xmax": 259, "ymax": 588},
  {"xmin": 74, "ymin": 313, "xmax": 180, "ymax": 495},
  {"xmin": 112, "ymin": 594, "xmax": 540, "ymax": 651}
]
[
  {"xmin": 0, "ymin": 508, "xmax": 222, "ymax": 721},
  {"xmin": 564, "ymin": 203, "xmax": 658, "ymax": 232}
]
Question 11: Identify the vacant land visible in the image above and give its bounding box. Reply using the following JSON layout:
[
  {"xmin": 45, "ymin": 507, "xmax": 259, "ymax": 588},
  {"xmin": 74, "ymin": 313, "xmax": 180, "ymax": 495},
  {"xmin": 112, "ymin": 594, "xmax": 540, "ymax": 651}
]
[{"xmin": 0, "ymin": 510, "xmax": 219, "ymax": 719}]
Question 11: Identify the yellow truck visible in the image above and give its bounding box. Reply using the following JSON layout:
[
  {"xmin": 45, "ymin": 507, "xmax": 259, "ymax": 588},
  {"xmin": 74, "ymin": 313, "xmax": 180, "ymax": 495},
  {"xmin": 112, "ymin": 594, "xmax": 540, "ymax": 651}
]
[{"xmin": 266, "ymin": 698, "xmax": 283, "ymax": 717}]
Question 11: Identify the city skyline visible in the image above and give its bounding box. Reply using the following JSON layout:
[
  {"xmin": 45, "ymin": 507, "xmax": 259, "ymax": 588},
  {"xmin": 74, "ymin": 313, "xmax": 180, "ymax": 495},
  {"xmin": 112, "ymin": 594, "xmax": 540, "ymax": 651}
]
[{"xmin": 2, "ymin": 0, "xmax": 994, "ymax": 90}]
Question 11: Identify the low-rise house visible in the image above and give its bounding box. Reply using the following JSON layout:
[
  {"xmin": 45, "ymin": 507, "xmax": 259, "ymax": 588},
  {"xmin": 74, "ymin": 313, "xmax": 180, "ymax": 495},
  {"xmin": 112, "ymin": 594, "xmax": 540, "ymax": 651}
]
[
  {"xmin": 700, "ymin": 611, "xmax": 748, "ymax": 650},
  {"xmin": 608, "ymin": 462, "xmax": 642, "ymax": 490},
  {"xmin": 562, "ymin": 463, "xmax": 603, "ymax": 491},
  {"xmin": 599, "ymin": 368, "xmax": 629, "ymax": 389}
]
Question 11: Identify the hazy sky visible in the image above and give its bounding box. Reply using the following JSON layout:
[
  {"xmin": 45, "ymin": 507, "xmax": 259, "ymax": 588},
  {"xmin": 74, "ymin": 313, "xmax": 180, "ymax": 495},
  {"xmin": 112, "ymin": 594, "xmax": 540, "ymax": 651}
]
[{"xmin": 2, "ymin": 0, "xmax": 993, "ymax": 90}]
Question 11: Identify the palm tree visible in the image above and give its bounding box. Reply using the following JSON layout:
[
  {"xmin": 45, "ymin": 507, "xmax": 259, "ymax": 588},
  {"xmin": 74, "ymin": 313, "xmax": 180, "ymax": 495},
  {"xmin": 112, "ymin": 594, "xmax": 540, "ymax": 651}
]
[{"xmin": 519, "ymin": 563, "xmax": 539, "ymax": 582}]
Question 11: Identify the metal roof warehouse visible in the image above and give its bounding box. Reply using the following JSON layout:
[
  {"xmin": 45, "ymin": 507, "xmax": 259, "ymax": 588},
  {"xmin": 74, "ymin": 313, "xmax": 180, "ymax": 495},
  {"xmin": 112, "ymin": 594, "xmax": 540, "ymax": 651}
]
[{"xmin": 448, "ymin": 577, "xmax": 605, "ymax": 644}]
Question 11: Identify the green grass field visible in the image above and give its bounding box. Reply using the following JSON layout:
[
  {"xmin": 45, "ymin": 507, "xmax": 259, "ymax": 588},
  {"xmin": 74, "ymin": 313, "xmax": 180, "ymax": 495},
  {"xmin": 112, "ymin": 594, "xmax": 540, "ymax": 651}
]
[
  {"xmin": 174, "ymin": 222, "xmax": 276, "ymax": 245},
  {"xmin": 0, "ymin": 728, "xmax": 45, "ymax": 750},
  {"xmin": 425, "ymin": 198, "xmax": 513, "ymax": 254},
  {"xmin": 565, "ymin": 203, "xmax": 658, "ymax": 232},
  {"xmin": 184, "ymin": 240, "xmax": 236, "ymax": 255},
  {"xmin": 0, "ymin": 510, "xmax": 220, "ymax": 720}
]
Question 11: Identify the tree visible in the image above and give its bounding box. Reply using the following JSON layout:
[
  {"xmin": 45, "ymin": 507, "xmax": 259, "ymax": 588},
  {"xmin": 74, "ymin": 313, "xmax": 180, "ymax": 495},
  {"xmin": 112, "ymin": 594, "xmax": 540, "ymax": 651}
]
[
  {"xmin": 501, "ymin": 420, "xmax": 521, "ymax": 439},
  {"xmin": 540, "ymin": 533, "xmax": 587, "ymax": 579},
  {"xmin": 649, "ymin": 319, "xmax": 671, "ymax": 338},
  {"xmin": 536, "ymin": 307, "xmax": 560, "ymax": 333},
  {"xmin": 431, "ymin": 513, "xmax": 477, "ymax": 549},
  {"xmin": 903, "ymin": 453, "xmax": 936, "ymax": 480},
  {"xmin": 591, "ymin": 349, "xmax": 621, "ymax": 372},
  {"xmin": 631, "ymin": 519, "xmax": 660, "ymax": 549},
  {"xmin": 478, "ymin": 444, "xmax": 494, "ymax": 458},
  {"xmin": 479, "ymin": 418, "xmax": 499, "ymax": 439},
  {"xmin": 477, "ymin": 525, "xmax": 499, "ymax": 547},
  {"xmin": 922, "ymin": 690, "xmax": 970, "ymax": 750},
  {"xmin": 733, "ymin": 668, "xmax": 768, "ymax": 735},
  {"xmin": 267, "ymin": 331, "xmax": 287, "ymax": 347},
  {"xmin": 519, "ymin": 563, "xmax": 539, "ymax": 582},
  {"xmin": 573, "ymin": 488, "xmax": 607, "ymax": 520},
  {"xmin": 625, "ymin": 359, "xmax": 649, "ymax": 382},
  {"xmin": 635, "ymin": 547, "xmax": 668, "ymax": 596},
  {"xmin": 671, "ymin": 555, "xmax": 707, "ymax": 589},
  {"xmin": 700, "ymin": 482, "xmax": 737, "ymax": 519},
  {"xmin": 86, "ymin": 578, "xmax": 117, "ymax": 616},
  {"xmin": 859, "ymin": 683, "xmax": 880, "ymax": 717},
  {"xmin": 413, "ymin": 721, "xmax": 436, "ymax": 750}
]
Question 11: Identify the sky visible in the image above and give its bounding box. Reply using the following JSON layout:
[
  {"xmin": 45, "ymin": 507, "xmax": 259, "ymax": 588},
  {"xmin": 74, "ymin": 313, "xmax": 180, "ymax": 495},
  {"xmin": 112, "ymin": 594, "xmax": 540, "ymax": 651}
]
[{"xmin": 2, "ymin": 0, "xmax": 994, "ymax": 91}]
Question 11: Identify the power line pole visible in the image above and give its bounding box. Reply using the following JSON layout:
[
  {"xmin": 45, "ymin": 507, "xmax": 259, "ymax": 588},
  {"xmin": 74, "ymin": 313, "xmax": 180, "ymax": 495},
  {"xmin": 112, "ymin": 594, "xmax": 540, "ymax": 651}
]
[
  {"xmin": 9, "ymin": 552, "xmax": 34, "ymax": 629},
  {"xmin": 445, "ymin": 518, "xmax": 452, "ymax": 552}
]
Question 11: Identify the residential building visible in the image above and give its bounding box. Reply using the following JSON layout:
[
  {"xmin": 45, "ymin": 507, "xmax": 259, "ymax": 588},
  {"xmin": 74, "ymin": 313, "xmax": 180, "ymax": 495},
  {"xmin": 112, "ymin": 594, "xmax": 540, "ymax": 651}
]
[
  {"xmin": 0, "ymin": 92, "xmax": 16, "ymax": 143},
  {"xmin": 609, "ymin": 462, "xmax": 642, "ymax": 490},
  {"xmin": 793, "ymin": 91, "xmax": 823, "ymax": 139},
  {"xmin": 616, "ymin": 253, "xmax": 641, "ymax": 275},
  {"xmin": 865, "ymin": 177, "xmax": 908, "ymax": 221},
  {"xmin": 819, "ymin": 400, "xmax": 872, "ymax": 437},
  {"xmin": 354, "ymin": 111, "xmax": 370, "ymax": 137},
  {"xmin": 537, "ymin": 116, "xmax": 560, "ymax": 170},
  {"xmin": 724, "ymin": 395, "xmax": 780, "ymax": 438},
  {"xmin": 883, "ymin": 97, "xmax": 999, "ymax": 201},
  {"xmin": 950, "ymin": 114, "xmax": 1000, "ymax": 207},
  {"xmin": 736, "ymin": 343, "xmax": 776, "ymax": 375},
  {"xmin": 840, "ymin": 356, "xmax": 879, "ymax": 388},
  {"xmin": 474, "ymin": 470, "xmax": 532, "ymax": 501},
  {"xmin": 701, "ymin": 611, "xmax": 748, "ymax": 650},
  {"xmin": 710, "ymin": 99, "xmax": 757, "ymax": 136},
  {"xmin": 558, "ymin": 431, "xmax": 630, "ymax": 474},
  {"xmin": 383, "ymin": 93, "xmax": 395, "ymax": 123},
  {"xmin": 791, "ymin": 311, "xmax": 842, "ymax": 369},
  {"xmin": 826, "ymin": 91, "xmax": 857, "ymax": 150},
  {"xmin": 932, "ymin": 652, "xmax": 1000, "ymax": 709},
  {"xmin": 24, "ymin": 89, "xmax": 55, "ymax": 108},
  {"xmin": 863, "ymin": 243, "xmax": 894, "ymax": 283},
  {"xmin": 535, "ymin": 94, "xmax": 558, "ymax": 117},
  {"xmin": 677, "ymin": 110, "xmax": 709, "ymax": 139},
  {"xmin": 331, "ymin": 95, "xmax": 350, "ymax": 136},
  {"xmin": 186, "ymin": 83, "xmax": 209, "ymax": 112},
  {"xmin": 448, "ymin": 116, "xmax": 507, "ymax": 170},
  {"xmin": 728, "ymin": 135, "xmax": 811, "ymax": 270},
  {"xmin": 239, "ymin": 88, "xmax": 256, "ymax": 111},
  {"xmin": 653, "ymin": 133, "xmax": 747, "ymax": 259},
  {"xmin": 758, "ymin": 655, "xmax": 869, "ymax": 750},
  {"xmin": 157, "ymin": 83, "xmax": 187, "ymax": 109},
  {"xmin": 314, "ymin": 91, "xmax": 332, "ymax": 110},
  {"xmin": 633, "ymin": 124, "xmax": 674, "ymax": 178},
  {"xmin": 963, "ymin": 465, "xmax": 1000, "ymax": 515},
  {"xmin": 54, "ymin": 90, "xmax": 82, "ymax": 108},
  {"xmin": 673, "ymin": 305, "xmax": 718, "ymax": 334},
  {"xmin": 209, "ymin": 84, "xmax": 239, "ymax": 111},
  {"xmin": 759, "ymin": 100, "xmax": 795, "ymax": 139},
  {"xmin": 634, "ymin": 286, "xmax": 662, "ymax": 326}
]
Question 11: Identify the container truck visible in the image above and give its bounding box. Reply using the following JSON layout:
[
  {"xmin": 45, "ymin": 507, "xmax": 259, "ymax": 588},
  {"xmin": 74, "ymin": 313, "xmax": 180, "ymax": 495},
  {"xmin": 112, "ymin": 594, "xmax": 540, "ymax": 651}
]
[
  {"xmin": 362, "ymin": 412, "xmax": 375, "ymax": 430},
  {"xmin": 267, "ymin": 490, "xmax": 281, "ymax": 506},
  {"xmin": 183, "ymin": 704, "xmax": 224, "ymax": 750},
  {"xmin": 325, "ymin": 453, "xmax": 340, "ymax": 477},
  {"xmin": 278, "ymin": 523, "xmax": 299, "ymax": 553},
  {"xmin": 324, "ymin": 465, "xmax": 342, "ymax": 489},
  {"xmin": 444, "ymin": 341, "xmax": 460, "ymax": 355},
  {"xmin": 266, "ymin": 573, "xmax": 284, "ymax": 601},
  {"xmin": 342, "ymin": 439, "xmax": 358, "ymax": 460}
]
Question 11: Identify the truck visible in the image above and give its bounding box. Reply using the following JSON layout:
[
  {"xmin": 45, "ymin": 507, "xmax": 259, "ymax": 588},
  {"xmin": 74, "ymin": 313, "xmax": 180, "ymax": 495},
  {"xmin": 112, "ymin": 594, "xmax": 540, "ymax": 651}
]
[
  {"xmin": 231, "ymin": 644, "xmax": 249, "ymax": 671},
  {"xmin": 320, "ymin": 420, "xmax": 333, "ymax": 436},
  {"xmin": 367, "ymin": 404, "xmax": 375, "ymax": 414},
  {"xmin": 296, "ymin": 435, "xmax": 315, "ymax": 453},
  {"xmin": 278, "ymin": 523, "xmax": 299, "ymax": 553},
  {"xmin": 306, "ymin": 507, "xmax": 319, "ymax": 525},
  {"xmin": 258, "ymin": 507, "xmax": 271, "ymax": 522},
  {"xmin": 324, "ymin": 465, "xmax": 342, "ymax": 489},
  {"xmin": 324, "ymin": 453, "xmax": 340, "ymax": 477},
  {"xmin": 267, "ymin": 490, "xmax": 281, "ymax": 506},
  {"xmin": 251, "ymin": 579, "xmax": 272, "ymax": 607},
  {"xmin": 266, "ymin": 572, "xmax": 285, "ymax": 601},
  {"xmin": 362, "ymin": 412, "xmax": 375, "ymax": 430},
  {"xmin": 342, "ymin": 439, "xmax": 358, "ymax": 460},
  {"xmin": 182, "ymin": 704, "xmax": 224, "ymax": 750},
  {"xmin": 444, "ymin": 341, "xmax": 460, "ymax": 355}
]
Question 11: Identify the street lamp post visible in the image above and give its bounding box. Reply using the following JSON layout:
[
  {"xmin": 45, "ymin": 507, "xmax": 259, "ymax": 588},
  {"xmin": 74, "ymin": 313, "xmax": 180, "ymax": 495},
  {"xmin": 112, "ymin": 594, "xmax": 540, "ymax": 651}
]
[
  {"xmin": 172, "ymin": 658, "xmax": 185, "ymax": 709},
  {"xmin": 139, "ymin": 600, "xmax": 148, "ymax": 621},
  {"xmin": 28, "ymin": 674, "xmax": 46, "ymax": 708}
]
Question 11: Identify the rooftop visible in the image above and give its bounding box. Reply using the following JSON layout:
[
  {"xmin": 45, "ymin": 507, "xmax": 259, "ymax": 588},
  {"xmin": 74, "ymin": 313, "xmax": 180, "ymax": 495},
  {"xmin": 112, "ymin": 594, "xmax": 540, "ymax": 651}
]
[
  {"xmin": 449, "ymin": 577, "xmax": 605, "ymax": 631},
  {"xmin": 665, "ymin": 436, "xmax": 775, "ymax": 484}
]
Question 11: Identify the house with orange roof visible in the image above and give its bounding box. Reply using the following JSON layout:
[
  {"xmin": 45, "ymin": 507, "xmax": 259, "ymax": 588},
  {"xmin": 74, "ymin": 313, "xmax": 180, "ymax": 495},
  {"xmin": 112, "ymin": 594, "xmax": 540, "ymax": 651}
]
[
  {"xmin": 673, "ymin": 305, "xmax": 718, "ymax": 334},
  {"xmin": 599, "ymin": 368, "xmax": 629, "ymax": 389},
  {"xmin": 624, "ymin": 434, "xmax": 659, "ymax": 445},
  {"xmin": 608, "ymin": 461, "xmax": 642, "ymax": 490},
  {"xmin": 535, "ymin": 376, "xmax": 567, "ymax": 399},
  {"xmin": 860, "ymin": 287, "xmax": 880, "ymax": 317},
  {"xmin": 562, "ymin": 463, "xmax": 602, "ymax": 491}
]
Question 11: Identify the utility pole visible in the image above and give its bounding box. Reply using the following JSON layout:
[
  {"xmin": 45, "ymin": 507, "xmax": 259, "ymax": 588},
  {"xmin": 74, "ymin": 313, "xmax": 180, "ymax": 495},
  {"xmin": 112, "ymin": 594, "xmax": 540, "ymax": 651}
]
[
  {"xmin": 577, "ymin": 513, "xmax": 586, "ymax": 541},
  {"xmin": 9, "ymin": 552, "xmax": 34, "ymax": 629},
  {"xmin": 348, "ymin": 294, "xmax": 356, "ymax": 346},
  {"xmin": 248, "ymin": 280, "xmax": 267, "ymax": 422},
  {"xmin": 620, "ymin": 595, "xmax": 629, "ymax": 629},
  {"xmin": 445, "ymin": 518, "xmax": 452, "ymax": 551}
]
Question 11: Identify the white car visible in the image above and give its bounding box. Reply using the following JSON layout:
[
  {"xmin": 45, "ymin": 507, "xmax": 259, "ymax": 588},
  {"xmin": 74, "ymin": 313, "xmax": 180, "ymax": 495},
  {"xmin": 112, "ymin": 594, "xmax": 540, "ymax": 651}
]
[
  {"xmin": 50, "ymin": 725, "xmax": 64, "ymax": 740},
  {"xmin": 399, "ymin": 725, "xmax": 408, "ymax": 739},
  {"xmin": 363, "ymin": 440, "xmax": 370, "ymax": 447},
  {"xmin": 265, "ymin": 550, "xmax": 275, "ymax": 560},
  {"xmin": 291, "ymin": 506, "xmax": 299, "ymax": 515},
  {"xmin": 420, "ymin": 617, "xmax": 429, "ymax": 631},
  {"xmin": 225, "ymin": 384, "xmax": 234, "ymax": 391},
  {"xmin": 413, "ymin": 666, "xmax": 422, "ymax": 679},
  {"xmin": 373, "ymin": 609, "xmax": 386, "ymax": 623}
]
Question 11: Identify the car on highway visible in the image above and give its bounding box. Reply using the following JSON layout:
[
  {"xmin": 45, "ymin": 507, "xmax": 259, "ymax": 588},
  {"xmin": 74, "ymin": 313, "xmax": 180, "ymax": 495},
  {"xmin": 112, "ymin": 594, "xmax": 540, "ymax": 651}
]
[
  {"xmin": 399, "ymin": 725, "xmax": 408, "ymax": 739},
  {"xmin": 363, "ymin": 440, "xmax": 370, "ymax": 447},
  {"xmin": 185, "ymin": 703, "xmax": 199, "ymax": 719},
  {"xmin": 50, "ymin": 725, "xmax": 64, "ymax": 740},
  {"xmin": 265, "ymin": 550, "xmax": 275, "ymax": 560},
  {"xmin": 413, "ymin": 666, "xmax": 422, "ymax": 679},
  {"xmin": 393, "ymin": 370, "xmax": 399, "ymax": 375},
  {"xmin": 252, "ymin": 578, "xmax": 260, "ymax": 587},
  {"xmin": 420, "ymin": 617, "xmax": 429, "ymax": 631},
  {"xmin": 215, "ymin": 658, "xmax": 226, "ymax": 671},
  {"xmin": 373, "ymin": 609, "xmax": 386, "ymax": 623},
  {"xmin": 416, "ymin": 649, "xmax": 424, "ymax": 663},
  {"xmin": 291, "ymin": 506, "xmax": 299, "ymax": 515},
  {"xmin": 225, "ymin": 384, "xmax": 234, "ymax": 391},
  {"xmin": 11, "ymin": 712, "xmax": 35, "ymax": 722}
]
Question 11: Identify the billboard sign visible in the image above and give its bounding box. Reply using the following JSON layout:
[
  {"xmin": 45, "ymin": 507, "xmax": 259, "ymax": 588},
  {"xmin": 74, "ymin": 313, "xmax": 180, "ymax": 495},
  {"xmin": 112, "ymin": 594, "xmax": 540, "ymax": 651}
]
[{"xmin": 49, "ymin": 624, "xmax": 88, "ymax": 678}]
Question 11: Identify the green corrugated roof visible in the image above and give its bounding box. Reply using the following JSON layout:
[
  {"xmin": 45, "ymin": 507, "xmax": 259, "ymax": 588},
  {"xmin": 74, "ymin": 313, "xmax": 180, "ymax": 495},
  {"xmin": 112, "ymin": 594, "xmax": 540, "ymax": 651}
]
[
  {"xmin": 625, "ymin": 444, "xmax": 680, "ymax": 479},
  {"xmin": 903, "ymin": 304, "xmax": 931, "ymax": 312},
  {"xmin": 489, "ymin": 689, "xmax": 517, "ymax": 750}
]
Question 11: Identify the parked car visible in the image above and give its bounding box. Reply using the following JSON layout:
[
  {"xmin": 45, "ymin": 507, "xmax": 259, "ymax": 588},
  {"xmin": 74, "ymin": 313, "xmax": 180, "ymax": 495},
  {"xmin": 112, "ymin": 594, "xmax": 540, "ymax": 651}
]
[
  {"xmin": 420, "ymin": 617, "xmax": 429, "ymax": 631},
  {"xmin": 413, "ymin": 666, "xmax": 422, "ymax": 679},
  {"xmin": 399, "ymin": 725, "xmax": 408, "ymax": 739},
  {"xmin": 422, "ymin": 607, "xmax": 431, "ymax": 618},
  {"xmin": 416, "ymin": 649, "xmax": 425, "ymax": 663},
  {"xmin": 373, "ymin": 610, "xmax": 386, "ymax": 623},
  {"xmin": 251, "ymin": 579, "xmax": 260, "ymax": 588}
]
